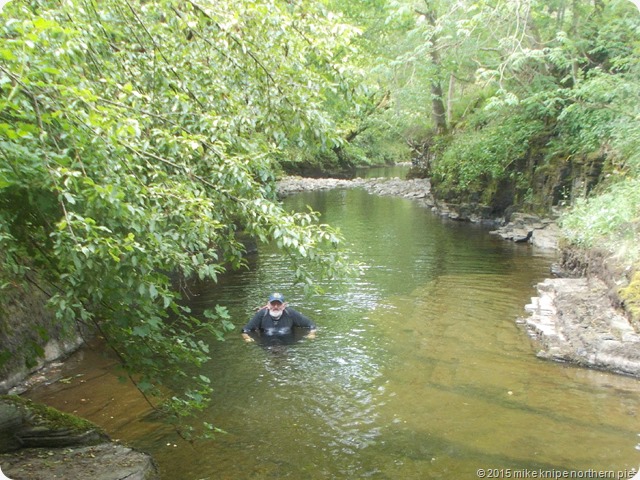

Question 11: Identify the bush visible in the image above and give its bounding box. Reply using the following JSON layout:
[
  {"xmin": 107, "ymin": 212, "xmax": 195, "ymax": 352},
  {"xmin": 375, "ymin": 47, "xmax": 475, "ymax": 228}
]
[{"xmin": 432, "ymin": 111, "xmax": 546, "ymax": 198}]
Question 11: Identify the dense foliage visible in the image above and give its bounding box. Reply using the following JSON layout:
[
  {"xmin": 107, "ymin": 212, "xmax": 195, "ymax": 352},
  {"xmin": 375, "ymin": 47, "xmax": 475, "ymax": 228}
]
[
  {"xmin": 0, "ymin": 0, "xmax": 363, "ymax": 427},
  {"xmin": 366, "ymin": 0, "xmax": 640, "ymax": 259}
]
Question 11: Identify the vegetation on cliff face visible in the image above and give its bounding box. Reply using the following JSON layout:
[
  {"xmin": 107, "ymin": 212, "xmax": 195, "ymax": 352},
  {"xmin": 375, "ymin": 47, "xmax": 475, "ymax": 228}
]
[
  {"xmin": 353, "ymin": 0, "xmax": 640, "ymax": 214},
  {"xmin": 561, "ymin": 178, "xmax": 640, "ymax": 262},
  {"xmin": 620, "ymin": 271, "xmax": 640, "ymax": 327}
]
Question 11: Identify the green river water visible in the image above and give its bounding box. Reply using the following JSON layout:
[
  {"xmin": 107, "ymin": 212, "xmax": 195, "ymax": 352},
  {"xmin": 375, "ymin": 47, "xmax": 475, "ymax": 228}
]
[{"xmin": 27, "ymin": 182, "xmax": 640, "ymax": 479}]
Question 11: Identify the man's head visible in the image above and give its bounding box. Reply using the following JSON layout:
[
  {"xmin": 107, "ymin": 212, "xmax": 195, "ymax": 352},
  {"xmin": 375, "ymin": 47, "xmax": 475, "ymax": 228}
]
[{"xmin": 267, "ymin": 292, "xmax": 286, "ymax": 318}]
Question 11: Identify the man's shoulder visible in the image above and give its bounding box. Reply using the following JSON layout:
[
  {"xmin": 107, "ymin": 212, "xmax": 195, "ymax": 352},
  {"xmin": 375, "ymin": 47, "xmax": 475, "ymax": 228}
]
[
  {"xmin": 250, "ymin": 307, "xmax": 268, "ymax": 318},
  {"xmin": 285, "ymin": 308, "xmax": 313, "ymax": 322}
]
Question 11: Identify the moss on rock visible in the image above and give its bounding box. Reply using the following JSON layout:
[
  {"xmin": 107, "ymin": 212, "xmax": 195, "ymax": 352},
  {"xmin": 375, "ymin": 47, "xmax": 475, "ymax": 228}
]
[
  {"xmin": 620, "ymin": 269, "xmax": 640, "ymax": 329},
  {"xmin": 2, "ymin": 395, "xmax": 103, "ymax": 434},
  {"xmin": 0, "ymin": 396, "xmax": 159, "ymax": 478},
  {"xmin": 0, "ymin": 395, "xmax": 108, "ymax": 452}
]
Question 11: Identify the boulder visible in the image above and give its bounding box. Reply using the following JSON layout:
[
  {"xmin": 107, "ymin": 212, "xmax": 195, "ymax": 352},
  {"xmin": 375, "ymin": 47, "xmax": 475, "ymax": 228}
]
[
  {"xmin": 1, "ymin": 443, "xmax": 158, "ymax": 480},
  {"xmin": 0, "ymin": 396, "xmax": 159, "ymax": 479},
  {"xmin": 490, "ymin": 213, "xmax": 561, "ymax": 249},
  {"xmin": 0, "ymin": 395, "xmax": 108, "ymax": 452}
]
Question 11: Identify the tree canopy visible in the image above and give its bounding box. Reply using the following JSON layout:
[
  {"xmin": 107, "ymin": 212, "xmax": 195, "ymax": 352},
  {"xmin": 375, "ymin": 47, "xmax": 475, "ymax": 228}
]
[
  {"xmin": 0, "ymin": 0, "xmax": 364, "ymax": 428},
  {"xmin": 359, "ymin": 0, "xmax": 640, "ymax": 259}
]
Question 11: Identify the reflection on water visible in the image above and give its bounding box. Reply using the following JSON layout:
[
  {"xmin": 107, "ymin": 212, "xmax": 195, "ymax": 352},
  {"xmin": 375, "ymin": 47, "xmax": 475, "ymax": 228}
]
[{"xmin": 27, "ymin": 188, "xmax": 640, "ymax": 479}]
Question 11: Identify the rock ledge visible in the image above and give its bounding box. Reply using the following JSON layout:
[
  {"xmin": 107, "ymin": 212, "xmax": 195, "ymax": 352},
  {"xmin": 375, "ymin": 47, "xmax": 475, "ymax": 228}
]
[
  {"xmin": 0, "ymin": 395, "xmax": 158, "ymax": 480},
  {"xmin": 489, "ymin": 212, "xmax": 562, "ymax": 250},
  {"xmin": 520, "ymin": 278, "xmax": 640, "ymax": 376},
  {"xmin": 1, "ymin": 442, "xmax": 158, "ymax": 480}
]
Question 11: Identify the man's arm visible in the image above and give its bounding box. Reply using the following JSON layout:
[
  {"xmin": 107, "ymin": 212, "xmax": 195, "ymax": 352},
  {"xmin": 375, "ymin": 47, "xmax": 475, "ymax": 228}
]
[
  {"xmin": 288, "ymin": 308, "xmax": 317, "ymax": 336},
  {"xmin": 241, "ymin": 309, "xmax": 265, "ymax": 342}
]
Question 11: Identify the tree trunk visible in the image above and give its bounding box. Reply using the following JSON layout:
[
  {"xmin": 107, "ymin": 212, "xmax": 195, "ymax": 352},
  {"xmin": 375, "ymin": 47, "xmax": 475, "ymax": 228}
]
[
  {"xmin": 446, "ymin": 74, "xmax": 455, "ymax": 126},
  {"xmin": 420, "ymin": 3, "xmax": 448, "ymax": 134},
  {"xmin": 431, "ymin": 80, "xmax": 447, "ymax": 134},
  {"xmin": 571, "ymin": 0, "xmax": 581, "ymax": 84}
]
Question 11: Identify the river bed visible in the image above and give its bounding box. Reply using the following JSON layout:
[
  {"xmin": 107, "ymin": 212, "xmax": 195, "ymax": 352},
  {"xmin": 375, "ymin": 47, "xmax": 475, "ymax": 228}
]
[{"xmin": 26, "ymin": 187, "xmax": 640, "ymax": 479}]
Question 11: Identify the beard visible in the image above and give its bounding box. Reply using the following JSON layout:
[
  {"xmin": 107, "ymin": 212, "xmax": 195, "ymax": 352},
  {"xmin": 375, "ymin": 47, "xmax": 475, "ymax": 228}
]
[{"xmin": 269, "ymin": 309, "xmax": 283, "ymax": 319}]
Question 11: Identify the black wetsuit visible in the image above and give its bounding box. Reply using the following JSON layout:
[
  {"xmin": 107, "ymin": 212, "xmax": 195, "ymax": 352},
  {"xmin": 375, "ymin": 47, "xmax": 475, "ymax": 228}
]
[{"xmin": 241, "ymin": 307, "xmax": 316, "ymax": 336}]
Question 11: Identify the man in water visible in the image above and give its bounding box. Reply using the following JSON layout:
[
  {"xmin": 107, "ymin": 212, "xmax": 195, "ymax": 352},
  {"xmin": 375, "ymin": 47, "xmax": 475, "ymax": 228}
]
[{"xmin": 241, "ymin": 292, "xmax": 316, "ymax": 342}]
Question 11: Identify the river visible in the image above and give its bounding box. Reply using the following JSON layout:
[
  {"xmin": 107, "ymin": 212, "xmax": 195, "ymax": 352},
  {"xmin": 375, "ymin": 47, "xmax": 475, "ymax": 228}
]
[{"xmin": 27, "ymin": 181, "xmax": 640, "ymax": 479}]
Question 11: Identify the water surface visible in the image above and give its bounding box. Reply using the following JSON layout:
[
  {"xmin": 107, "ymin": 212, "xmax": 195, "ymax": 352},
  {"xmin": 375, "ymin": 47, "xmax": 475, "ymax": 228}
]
[{"xmin": 28, "ymin": 188, "xmax": 640, "ymax": 479}]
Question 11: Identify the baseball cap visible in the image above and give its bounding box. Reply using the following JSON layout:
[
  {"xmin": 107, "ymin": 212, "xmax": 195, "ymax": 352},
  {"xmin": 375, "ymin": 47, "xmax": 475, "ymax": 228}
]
[{"xmin": 268, "ymin": 292, "xmax": 285, "ymax": 303}]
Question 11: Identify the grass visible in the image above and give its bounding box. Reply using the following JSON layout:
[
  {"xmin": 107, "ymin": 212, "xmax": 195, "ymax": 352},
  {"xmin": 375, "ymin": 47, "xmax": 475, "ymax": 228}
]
[{"xmin": 560, "ymin": 176, "xmax": 640, "ymax": 264}]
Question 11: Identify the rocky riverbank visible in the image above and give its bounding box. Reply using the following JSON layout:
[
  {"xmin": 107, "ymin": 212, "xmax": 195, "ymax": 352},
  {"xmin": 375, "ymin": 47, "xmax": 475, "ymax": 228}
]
[
  {"xmin": 277, "ymin": 175, "xmax": 434, "ymax": 204},
  {"xmin": 0, "ymin": 395, "xmax": 158, "ymax": 480},
  {"xmin": 520, "ymin": 277, "xmax": 640, "ymax": 375},
  {"xmin": 489, "ymin": 212, "xmax": 562, "ymax": 250},
  {"xmin": 279, "ymin": 175, "xmax": 640, "ymax": 378},
  {"xmin": 277, "ymin": 175, "xmax": 561, "ymax": 249}
]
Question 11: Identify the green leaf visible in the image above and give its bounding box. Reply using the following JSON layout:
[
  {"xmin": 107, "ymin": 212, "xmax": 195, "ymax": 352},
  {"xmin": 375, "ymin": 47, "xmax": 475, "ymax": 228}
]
[
  {"xmin": 63, "ymin": 192, "xmax": 76, "ymax": 205},
  {"xmin": 132, "ymin": 325, "xmax": 150, "ymax": 337}
]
